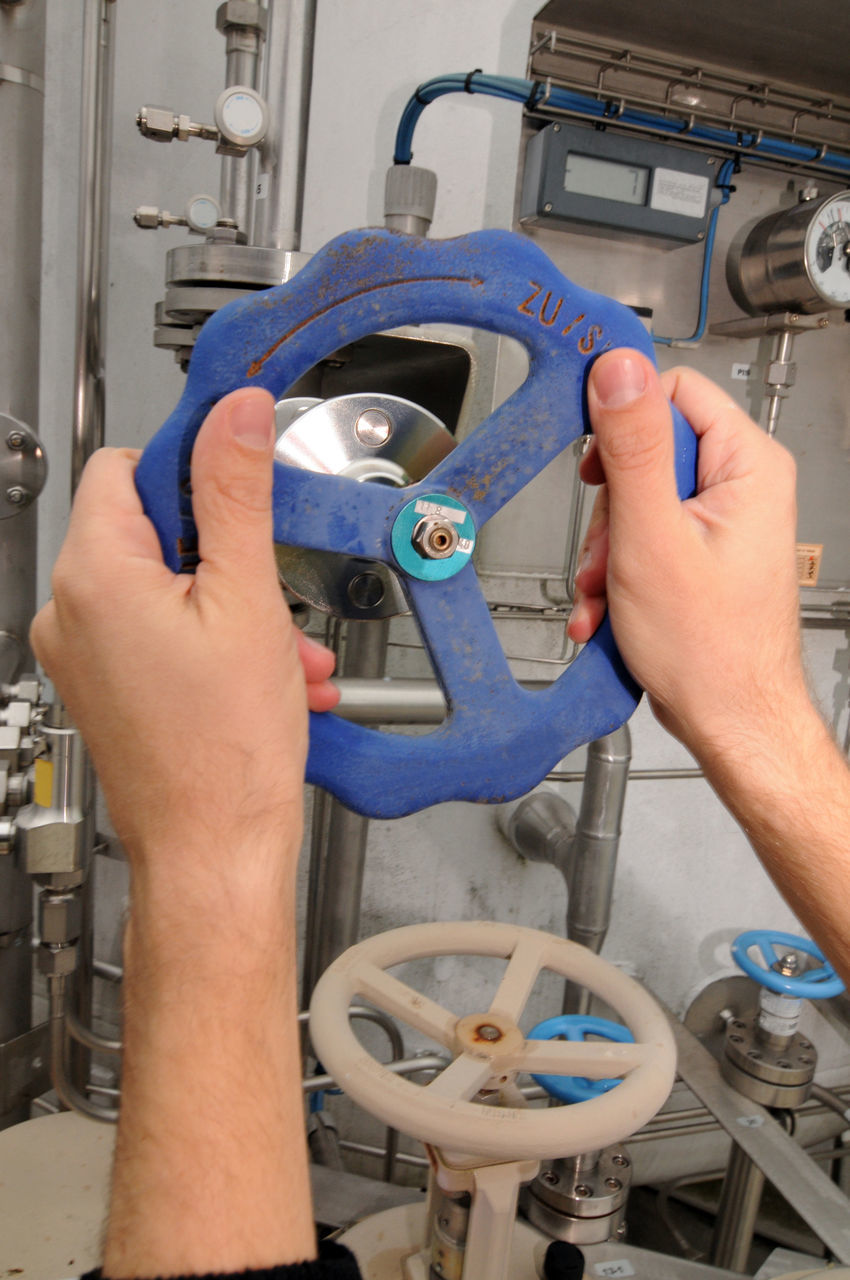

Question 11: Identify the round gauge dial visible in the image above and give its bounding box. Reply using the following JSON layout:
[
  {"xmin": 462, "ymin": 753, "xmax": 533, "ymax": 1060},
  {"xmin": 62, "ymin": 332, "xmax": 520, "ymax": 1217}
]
[
  {"xmin": 214, "ymin": 86, "xmax": 268, "ymax": 148},
  {"xmin": 805, "ymin": 195, "xmax": 850, "ymax": 306}
]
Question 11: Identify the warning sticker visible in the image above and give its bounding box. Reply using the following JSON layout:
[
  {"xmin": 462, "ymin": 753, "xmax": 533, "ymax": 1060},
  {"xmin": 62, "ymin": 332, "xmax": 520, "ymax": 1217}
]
[
  {"xmin": 650, "ymin": 168, "xmax": 709, "ymax": 218},
  {"xmin": 796, "ymin": 543, "xmax": 823, "ymax": 587}
]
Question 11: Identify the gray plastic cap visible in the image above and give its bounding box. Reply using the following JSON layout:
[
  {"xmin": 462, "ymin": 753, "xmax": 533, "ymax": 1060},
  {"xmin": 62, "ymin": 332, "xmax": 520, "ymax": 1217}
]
[{"xmin": 384, "ymin": 165, "xmax": 438, "ymax": 236}]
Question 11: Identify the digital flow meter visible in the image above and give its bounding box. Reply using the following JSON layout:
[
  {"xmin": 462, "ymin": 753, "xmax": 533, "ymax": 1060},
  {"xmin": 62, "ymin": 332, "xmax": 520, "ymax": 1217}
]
[
  {"xmin": 520, "ymin": 121, "xmax": 720, "ymax": 244},
  {"xmin": 729, "ymin": 189, "xmax": 850, "ymax": 314}
]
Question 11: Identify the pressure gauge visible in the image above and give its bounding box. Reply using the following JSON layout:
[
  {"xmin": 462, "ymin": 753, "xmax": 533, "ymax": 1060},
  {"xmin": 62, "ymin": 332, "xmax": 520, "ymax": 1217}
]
[
  {"xmin": 214, "ymin": 85, "xmax": 268, "ymax": 149},
  {"xmin": 729, "ymin": 189, "xmax": 850, "ymax": 314},
  {"xmin": 184, "ymin": 194, "xmax": 221, "ymax": 234}
]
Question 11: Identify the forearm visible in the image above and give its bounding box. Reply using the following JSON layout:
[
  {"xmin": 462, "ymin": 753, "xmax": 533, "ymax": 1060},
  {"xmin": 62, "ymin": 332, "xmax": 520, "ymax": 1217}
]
[
  {"xmin": 700, "ymin": 692, "xmax": 850, "ymax": 983},
  {"xmin": 103, "ymin": 856, "xmax": 315, "ymax": 1277}
]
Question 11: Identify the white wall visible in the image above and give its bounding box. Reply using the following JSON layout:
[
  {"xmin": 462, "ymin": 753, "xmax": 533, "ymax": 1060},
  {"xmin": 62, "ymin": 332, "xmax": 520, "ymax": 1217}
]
[{"xmin": 38, "ymin": 0, "xmax": 850, "ymax": 1097}]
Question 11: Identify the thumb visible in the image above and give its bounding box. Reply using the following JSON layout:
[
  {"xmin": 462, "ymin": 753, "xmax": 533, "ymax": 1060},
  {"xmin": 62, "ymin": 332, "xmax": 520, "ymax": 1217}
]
[
  {"xmin": 189, "ymin": 387, "xmax": 278, "ymax": 590},
  {"xmin": 586, "ymin": 350, "xmax": 681, "ymax": 548}
]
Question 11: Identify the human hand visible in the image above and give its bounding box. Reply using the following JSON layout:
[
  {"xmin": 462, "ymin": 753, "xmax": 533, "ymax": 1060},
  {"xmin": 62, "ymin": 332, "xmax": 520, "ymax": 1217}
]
[
  {"xmin": 31, "ymin": 388, "xmax": 338, "ymax": 915},
  {"xmin": 568, "ymin": 350, "xmax": 808, "ymax": 766}
]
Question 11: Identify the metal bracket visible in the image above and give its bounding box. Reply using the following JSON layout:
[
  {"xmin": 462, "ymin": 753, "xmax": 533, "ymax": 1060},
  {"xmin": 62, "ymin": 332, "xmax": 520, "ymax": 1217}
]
[
  {"xmin": 0, "ymin": 414, "xmax": 47, "ymax": 518},
  {"xmin": 0, "ymin": 1022, "xmax": 51, "ymax": 1114}
]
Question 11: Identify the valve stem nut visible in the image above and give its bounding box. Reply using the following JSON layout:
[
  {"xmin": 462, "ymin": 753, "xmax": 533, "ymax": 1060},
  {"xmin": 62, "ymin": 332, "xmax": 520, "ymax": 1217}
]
[{"xmin": 411, "ymin": 516, "xmax": 459, "ymax": 561}]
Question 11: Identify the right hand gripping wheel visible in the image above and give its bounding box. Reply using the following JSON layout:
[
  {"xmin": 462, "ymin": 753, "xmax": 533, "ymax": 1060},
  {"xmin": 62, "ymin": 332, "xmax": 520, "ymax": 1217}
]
[
  {"xmin": 136, "ymin": 228, "xmax": 698, "ymax": 818},
  {"xmin": 732, "ymin": 929, "xmax": 844, "ymax": 999}
]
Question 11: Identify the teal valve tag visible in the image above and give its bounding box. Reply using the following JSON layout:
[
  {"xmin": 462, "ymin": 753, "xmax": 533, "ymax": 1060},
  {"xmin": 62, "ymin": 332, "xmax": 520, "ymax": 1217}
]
[{"xmin": 391, "ymin": 492, "xmax": 476, "ymax": 581}]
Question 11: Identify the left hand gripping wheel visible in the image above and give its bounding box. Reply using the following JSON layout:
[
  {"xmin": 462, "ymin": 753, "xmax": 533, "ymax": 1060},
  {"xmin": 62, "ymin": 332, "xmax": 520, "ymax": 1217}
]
[{"xmin": 136, "ymin": 228, "xmax": 698, "ymax": 818}]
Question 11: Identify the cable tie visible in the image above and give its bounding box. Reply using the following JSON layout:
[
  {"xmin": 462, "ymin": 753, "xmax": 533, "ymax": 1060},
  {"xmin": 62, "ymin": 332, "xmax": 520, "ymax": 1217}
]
[
  {"xmin": 525, "ymin": 80, "xmax": 542, "ymax": 110},
  {"xmin": 464, "ymin": 68, "xmax": 483, "ymax": 93}
]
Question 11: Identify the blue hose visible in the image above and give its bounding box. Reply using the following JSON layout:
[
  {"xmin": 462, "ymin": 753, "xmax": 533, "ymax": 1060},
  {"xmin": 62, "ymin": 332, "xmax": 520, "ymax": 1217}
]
[{"xmin": 393, "ymin": 72, "xmax": 850, "ymax": 178}]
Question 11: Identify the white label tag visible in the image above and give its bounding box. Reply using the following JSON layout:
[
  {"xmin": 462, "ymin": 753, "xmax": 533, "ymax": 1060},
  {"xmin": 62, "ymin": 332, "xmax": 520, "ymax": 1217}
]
[
  {"xmin": 414, "ymin": 499, "xmax": 465, "ymax": 524},
  {"xmin": 731, "ymin": 363, "xmax": 751, "ymax": 380},
  {"xmin": 650, "ymin": 168, "xmax": 709, "ymax": 218},
  {"xmin": 594, "ymin": 1262, "xmax": 635, "ymax": 1278},
  {"xmin": 736, "ymin": 1114, "xmax": 764, "ymax": 1128},
  {"xmin": 256, "ymin": 172, "xmax": 270, "ymax": 200}
]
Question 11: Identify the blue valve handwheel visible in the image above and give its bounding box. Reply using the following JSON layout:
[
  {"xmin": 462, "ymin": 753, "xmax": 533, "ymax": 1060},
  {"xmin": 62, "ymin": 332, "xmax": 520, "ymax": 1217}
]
[
  {"xmin": 732, "ymin": 929, "xmax": 844, "ymax": 999},
  {"xmin": 528, "ymin": 1014, "xmax": 634, "ymax": 1104},
  {"xmin": 136, "ymin": 227, "xmax": 698, "ymax": 819}
]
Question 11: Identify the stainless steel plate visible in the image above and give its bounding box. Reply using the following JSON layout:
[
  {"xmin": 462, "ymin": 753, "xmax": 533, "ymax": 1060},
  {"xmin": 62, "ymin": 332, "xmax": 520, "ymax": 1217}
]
[{"xmin": 273, "ymin": 393, "xmax": 455, "ymax": 619}]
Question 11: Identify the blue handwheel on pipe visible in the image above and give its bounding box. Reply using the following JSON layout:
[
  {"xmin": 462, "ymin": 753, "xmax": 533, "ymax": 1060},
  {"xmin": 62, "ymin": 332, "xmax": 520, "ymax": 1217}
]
[
  {"xmin": 527, "ymin": 1015, "xmax": 635, "ymax": 1103},
  {"xmin": 136, "ymin": 227, "xmax": 698, "ymax": 819},
  {"xmin": 732, "ymin": 930, "xmax": 844, "ymax": 999}
]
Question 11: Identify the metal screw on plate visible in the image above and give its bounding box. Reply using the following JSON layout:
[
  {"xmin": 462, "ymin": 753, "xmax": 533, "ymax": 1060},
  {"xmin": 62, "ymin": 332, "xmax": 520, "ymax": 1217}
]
[
  {"xmin": 6, "ymin": 487, "xmax": 27, "ymax": 506},
  {"xmin": 347, "ymin": 573, "xmax": 385, "ymax": 610},
  {"xmin": 612, "ymin": 1154, "xmax": 629, "ymax": 1168},
  {"xmin": 354, "ymin": 408, "xmax": 392, "ymax": 448},
  {"xmin": 574, "ymin": 1184, "xmax": 592, "ymax": 1198},
  {"xmin": 476, "ymin": 1024, "xmax": 502, "ymax": 1042},
  {"xmin": 604, "ymin": 1178, "xmax": 622, "ymax": 1191},
  {"xmin": 6, "ymin": 432, "xmax": 24, "ymax": 451},
  {"xmin": 542, "ymin": 1170, "xmax": 559, "ymax": 1185},
  {"xmin": 544, "ymin": 201, "xmax": 553, "ymax": 212}
]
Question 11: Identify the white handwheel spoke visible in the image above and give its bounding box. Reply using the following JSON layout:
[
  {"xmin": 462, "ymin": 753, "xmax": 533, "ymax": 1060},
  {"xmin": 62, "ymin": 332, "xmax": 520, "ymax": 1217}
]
[
  {"xmin": 354, "ymin": 961, "xmax": 458, "ymax": 1048},
  {"xmin": 508, "ymin": 1038, "xmax": 652, "ymax": 1078},
  {"xmin": 488, "ymin": 935, "xmax": 546, "ymax": 1022},
  {"xmin": 426, "ymin": 1052, "xmax": 495, "ymax": 1101}
]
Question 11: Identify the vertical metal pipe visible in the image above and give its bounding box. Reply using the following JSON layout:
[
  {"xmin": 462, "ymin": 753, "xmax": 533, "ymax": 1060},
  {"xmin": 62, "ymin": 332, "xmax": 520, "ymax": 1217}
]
[
  {"xmin": 0, "ymin": 0, "xmax": 46, "ymax": 1126},
  {"xmin": 563, "ymin": 727, "xmax": 631, "ymax": 1016},
  {"xmin": 253, "ymin": 0, "xmax": 316, "ymax": 250},
  {"xmin": 710, "ymin": 1141, "xmax": 765, "ymax": 1270},
  {"xmin": 765, "ymin": 330, "xmax": 795, "ymax": 438},
  {"xmin": 219, "ymin": 25, "xmax": 262, "ymax": 235},
  {"xmin": 303, "ymin": 620, "xmax": 389, "ymax": 993},
  {"xmin": 71, "ymin": 0, "xmax": 115, "ymax": 492}
]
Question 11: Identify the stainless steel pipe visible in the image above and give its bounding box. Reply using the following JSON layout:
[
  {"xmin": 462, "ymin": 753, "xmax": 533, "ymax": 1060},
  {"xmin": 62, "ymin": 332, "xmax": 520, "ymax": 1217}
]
[
  {"xmin": 563, "ymin": 727, "xmax": 631, "ymax": 1015},
  {"xmin": 253, "ymin": 0, "xmax": 316, "ymax": 250},
  {"xmin": 71, "ymin": 0, "xmax": 115, "ymax": 492}
]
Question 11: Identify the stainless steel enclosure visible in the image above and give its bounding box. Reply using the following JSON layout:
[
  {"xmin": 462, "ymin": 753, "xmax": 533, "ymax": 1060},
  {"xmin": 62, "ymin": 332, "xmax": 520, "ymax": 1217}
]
[{"xmin": 0, "ymin": 0, "xmax": 45, "ymax": 1125}]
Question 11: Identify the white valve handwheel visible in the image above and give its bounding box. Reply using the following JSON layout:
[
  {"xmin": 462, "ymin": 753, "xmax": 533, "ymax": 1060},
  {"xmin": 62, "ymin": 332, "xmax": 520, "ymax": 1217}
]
[{"xmin": 309, "ymin": 920, "xmax": 676, "ymax": 1161}]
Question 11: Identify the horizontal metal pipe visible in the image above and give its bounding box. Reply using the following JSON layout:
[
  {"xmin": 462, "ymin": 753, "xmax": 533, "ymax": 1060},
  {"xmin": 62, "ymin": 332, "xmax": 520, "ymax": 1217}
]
[{"xmin": 303, "ymin": 1053, "xmax": 448, "ymax": 1095}]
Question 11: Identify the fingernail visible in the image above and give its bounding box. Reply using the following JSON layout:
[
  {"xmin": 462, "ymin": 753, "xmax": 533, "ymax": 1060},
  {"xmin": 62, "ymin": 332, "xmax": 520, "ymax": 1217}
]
[
  {"xmin": 227, "ymin": 394, "xmax": 275, "ymax": 451},
  {"xmin": 592, "ymin": 355, "xmax": 647, "ymax": 410}
]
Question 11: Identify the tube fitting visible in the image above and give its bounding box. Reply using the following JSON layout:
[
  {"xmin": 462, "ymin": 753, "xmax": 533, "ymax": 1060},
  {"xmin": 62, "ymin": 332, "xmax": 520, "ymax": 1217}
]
[{"xmin": 384, "ymin": 165, "xmax": 438, "ymax": 237}]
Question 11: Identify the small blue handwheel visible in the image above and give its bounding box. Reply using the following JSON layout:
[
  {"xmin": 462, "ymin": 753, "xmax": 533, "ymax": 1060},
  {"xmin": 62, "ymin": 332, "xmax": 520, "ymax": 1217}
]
[
  {"xmin": 136, "ymin": 227, "xmax": 698, "ymax": 819},
  {"xmin": 732, "ymin": 929, "xmax": 844, "ymax": 999},
  {"xmin": 527, "ymin": 1014, "xmax": 634, "ymax": 1103}
]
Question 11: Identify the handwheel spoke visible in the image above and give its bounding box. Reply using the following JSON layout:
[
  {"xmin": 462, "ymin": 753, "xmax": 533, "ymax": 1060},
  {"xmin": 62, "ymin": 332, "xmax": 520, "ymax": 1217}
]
[
  {"xmin": 426, "ymin": 1052, "xmax": 495, "ymax": 1102},
  {"xmin": 509, "ymin": 1038, "xmax": 652, "ymax": 1079},
  {"xmin": 353, "ymin": 962, "xmax": 458, "ymax": 1049},
  {"xmin": 272, "ymin": 464, "xmax": 398, "ymax": 560},
  {"xmin": 404, "ymin": 568, "xmax": 520, "ymax": 720},
  {"xmin": 488, "ymin": 936, "xmax": 546, "ymax": 1022}
]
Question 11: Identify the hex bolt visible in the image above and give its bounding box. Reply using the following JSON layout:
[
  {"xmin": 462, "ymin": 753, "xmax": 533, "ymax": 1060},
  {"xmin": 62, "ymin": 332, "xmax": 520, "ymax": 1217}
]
[
  {"xmin": 6, "ymin": 487, "xmax": 27, "ymax": 505},
  {"xmin": 6, "ymin": 431, "xmax": 25, "ymax": 450},
  {"xmin": 411, "ymin": 516, "xmax": 459, "ymax": 561}
]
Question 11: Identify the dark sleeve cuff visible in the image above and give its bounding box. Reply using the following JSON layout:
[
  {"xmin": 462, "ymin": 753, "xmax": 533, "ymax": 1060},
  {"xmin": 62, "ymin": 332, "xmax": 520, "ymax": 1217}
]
[{"xmin": 80, "ymin": 1238, "xmax": 362, "ymax": 1280}]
